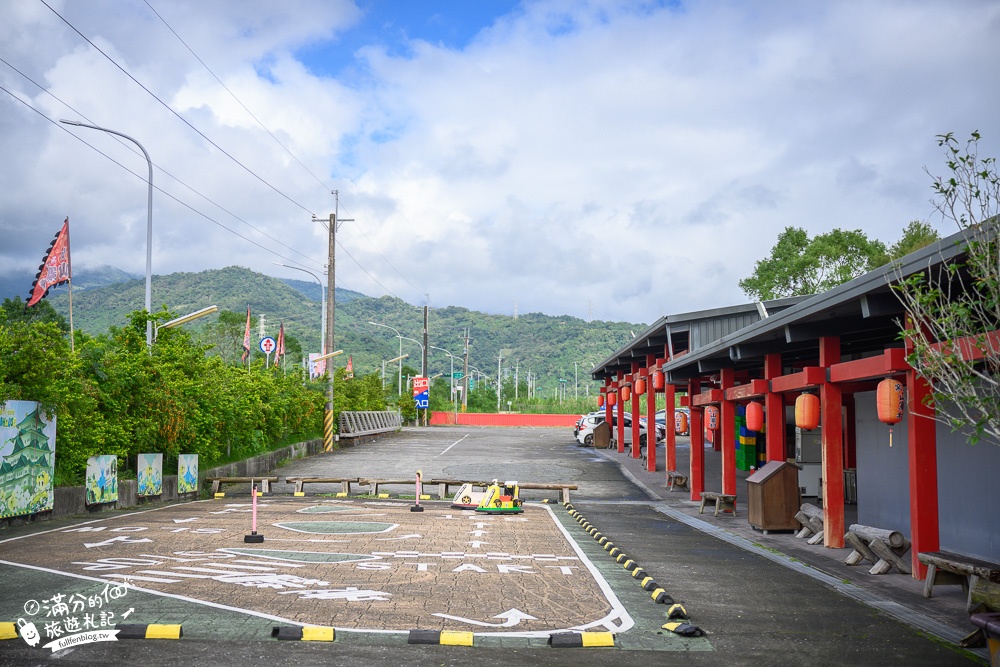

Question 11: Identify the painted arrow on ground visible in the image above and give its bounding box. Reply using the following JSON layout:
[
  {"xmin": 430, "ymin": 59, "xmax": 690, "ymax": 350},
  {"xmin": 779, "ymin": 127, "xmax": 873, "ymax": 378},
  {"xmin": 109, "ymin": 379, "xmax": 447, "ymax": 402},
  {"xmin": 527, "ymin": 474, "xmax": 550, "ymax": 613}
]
[
  {"xmin": 432, "ymin": 609, "xmax": 537, "ymax": 627},
  {"xmin": 375, "ymin": 534, "xmax": 422, "ymax": 541}
]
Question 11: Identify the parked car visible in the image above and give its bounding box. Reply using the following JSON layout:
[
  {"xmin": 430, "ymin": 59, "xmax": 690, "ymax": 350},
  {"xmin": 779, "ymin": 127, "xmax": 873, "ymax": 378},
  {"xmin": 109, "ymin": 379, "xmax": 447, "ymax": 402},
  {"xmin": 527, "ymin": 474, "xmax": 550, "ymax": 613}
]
[{"xmin": 577, "ymin": 412, "xmax": 653, "ymax": 447}]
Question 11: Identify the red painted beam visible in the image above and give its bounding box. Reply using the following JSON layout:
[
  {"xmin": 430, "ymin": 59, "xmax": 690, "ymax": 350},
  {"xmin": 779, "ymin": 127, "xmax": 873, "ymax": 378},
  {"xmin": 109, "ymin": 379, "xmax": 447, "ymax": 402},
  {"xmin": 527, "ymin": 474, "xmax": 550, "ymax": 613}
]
[
  {"xmin": 829, "ymin": 348, "xmax": 910, "ymax": 383},
  {"xmin": 769, "ymin": 366, "xmax": 826, "ymax": 393},
  {"xmin": 691, "ymin": 388, "xmax": 725, "ymax": 406},
  {"xmin": 725, "ymin": 379, "xmax": 769, "ymax": 401}
]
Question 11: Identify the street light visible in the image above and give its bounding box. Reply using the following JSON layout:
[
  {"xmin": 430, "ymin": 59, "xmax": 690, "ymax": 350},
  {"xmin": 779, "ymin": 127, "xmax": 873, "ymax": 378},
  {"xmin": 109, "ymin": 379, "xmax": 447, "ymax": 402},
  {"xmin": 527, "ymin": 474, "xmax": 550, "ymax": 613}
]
[
  {"xmin": 368, "ymin": 322, "xmax": 425, "ymax": 396},
  {"xmin": 274, "ymin": 263, "xmax": 325, "ymax": 353},
  {"xmin": 60, "ymin": 119, "xmax": 153, "ymax": 347},
  {"xmin": 153, "ymin": 305, "xmax": 217, "ymax": 341},
  {"xmin": 382, "ymin": 353, "xmax": 408, "ymax": 389}
]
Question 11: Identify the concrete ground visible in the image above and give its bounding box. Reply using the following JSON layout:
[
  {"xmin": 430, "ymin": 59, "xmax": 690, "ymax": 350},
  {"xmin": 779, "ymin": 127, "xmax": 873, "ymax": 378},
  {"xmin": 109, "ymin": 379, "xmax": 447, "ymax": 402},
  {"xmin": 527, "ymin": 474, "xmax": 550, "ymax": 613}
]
[{"xmin": 0, "ymin": 426, "xmax": 986, "ymax": 666}]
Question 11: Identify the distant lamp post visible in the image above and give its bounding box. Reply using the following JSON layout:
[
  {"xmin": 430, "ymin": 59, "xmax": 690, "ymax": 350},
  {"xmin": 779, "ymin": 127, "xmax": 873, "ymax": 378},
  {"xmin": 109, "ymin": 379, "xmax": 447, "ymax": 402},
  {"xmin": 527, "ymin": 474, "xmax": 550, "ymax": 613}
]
[
  {"xmin": 60, "ymin": 119, "xmax": 153, "ymax": 347},
  {"xmin": 369, "ymin": 322, "xmax": 424, "ymax": 396},
  {"xmin": 274, "ymin": 263, "xmax": 325, "ymax": 353},
  {"xmin": 382, "ymin": 353, "xmax": 408, "ymax": 390},
  {"xmin": 154, "ymin": 305, "xmax": 218, "ymax": 342}
]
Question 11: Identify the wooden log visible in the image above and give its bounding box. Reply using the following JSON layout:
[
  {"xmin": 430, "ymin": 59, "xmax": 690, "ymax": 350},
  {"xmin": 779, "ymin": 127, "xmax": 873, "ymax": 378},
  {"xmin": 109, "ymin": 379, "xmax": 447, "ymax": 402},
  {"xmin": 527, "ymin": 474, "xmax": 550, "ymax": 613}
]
[
  {"xmin": 970, "ymin": 577, "xmax": 1000, "ymax": 612},
  {"xmin": 848, "ymin": 524, "xmax": 906, "ymax": 549},
  {"xmin": 795, "ymin": 526, "xmax": 813, "ymax": 539},
  {"xmin": 845, "ymin": 550, "xmax": 866, "ymax": 566},
  {"xmin": 807, "ymin": 530, "xmax": 825, "ymax": 545},
  {"xmin": 794, "ymin": 511, "xmax": 815, "ymax": 534},
  {"xmin": 800, "ymin": 503, "xmax": 824, "ymax": 520},
  {"xmin": 844, "ymin": 531, "xmax": 879, "ymax": 565},
  {"xmin": 806, "ymin": 516, "xmax": 825, "ymax": 535},
  {"xmin": 869, "ymin": 559, "xmax": 893, "ymax": 575},
  {"xmin": 869, "ymin": 538, "xmax": 912, "ymax": 574}
]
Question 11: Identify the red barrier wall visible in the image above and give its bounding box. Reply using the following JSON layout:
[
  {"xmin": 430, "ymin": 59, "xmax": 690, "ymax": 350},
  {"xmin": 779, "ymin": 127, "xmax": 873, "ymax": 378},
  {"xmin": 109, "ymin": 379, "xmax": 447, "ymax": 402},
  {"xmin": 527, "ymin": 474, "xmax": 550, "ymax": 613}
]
[{"xmin": 430, "ymin": 412, "xmax": 580, "ymax": 427}]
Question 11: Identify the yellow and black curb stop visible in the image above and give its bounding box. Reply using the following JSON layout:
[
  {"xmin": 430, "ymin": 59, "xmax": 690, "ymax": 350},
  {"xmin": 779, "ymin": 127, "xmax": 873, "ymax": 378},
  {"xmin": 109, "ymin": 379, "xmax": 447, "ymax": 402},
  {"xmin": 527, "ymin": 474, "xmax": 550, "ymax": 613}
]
[
  {"xmin": 115, "ymin": 624, "xmax": 183, "ymax": 640},
  {"xmin": 407, "ymin": 630, "xmax": 474, "ymax": 646},
  {"xmin": 549, "ymin": 631, "xmax": 615, "ymax": 648},
  {"xmin": 0, "ymin": 622, "xmax": 18, "ymax": 641},
  {"xmin": 271, "ymin": 626, "xmax": 335, "ymax": 641}
]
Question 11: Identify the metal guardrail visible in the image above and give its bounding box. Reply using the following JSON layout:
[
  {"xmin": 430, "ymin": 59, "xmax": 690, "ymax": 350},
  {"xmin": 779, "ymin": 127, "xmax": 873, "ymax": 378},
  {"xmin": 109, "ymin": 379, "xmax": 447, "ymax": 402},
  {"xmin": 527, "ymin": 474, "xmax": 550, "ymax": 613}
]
[{"xmin": 338, "ymin": 411, "xmax": 402, "ymax": 439}]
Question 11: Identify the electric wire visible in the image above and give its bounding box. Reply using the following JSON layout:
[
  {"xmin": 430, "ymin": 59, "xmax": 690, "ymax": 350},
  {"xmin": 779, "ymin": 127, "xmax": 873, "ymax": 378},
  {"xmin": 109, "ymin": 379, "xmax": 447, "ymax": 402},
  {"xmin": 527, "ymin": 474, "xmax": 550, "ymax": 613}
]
[
  {"xmin": 0, "ymin": 55, "xmax": 319, "ymax": 267},
  {"xmin": 142, "ymin": 0, "xmax": 334, "ymax": 194},
  {"xmin": 39, "ymin": 0, "xmax": 317, "ymax": 216}
]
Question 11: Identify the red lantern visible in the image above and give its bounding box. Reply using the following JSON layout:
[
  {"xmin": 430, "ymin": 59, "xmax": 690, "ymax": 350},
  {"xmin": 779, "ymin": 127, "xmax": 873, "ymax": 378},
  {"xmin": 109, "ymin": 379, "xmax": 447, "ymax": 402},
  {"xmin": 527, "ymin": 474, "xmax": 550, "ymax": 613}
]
[
  {"xmin": 597, "ymin": 394, "xmax": 605, "ymax": 408},
  {"xmin": 634, "ymin": 378, "xmax": 646, "ymax": 396},
  {"xmin": 877, "ymin": 378, "xmax": 905, "ymax": 425},
  {"xmin": 607, "ymin": 392, "xmax": 617, "ymax": 407},
  {"xmin": 745, "ymin": 401, "xmax": 764, "ymax": 432},
  {"xmin": 795, "ymin": 393, "xmax": 820, "ymax": 430},
  {"xmin": 621, "ymin": 385, "xmax": 632, "ymax": 402},
  {"xmin": 675, "ymin": 410, "xmax": 688, "ymax": 435},
  {"xmin": 705, "ymin": 405, "xmax": 720, "ymax": 431},
  {"xmin": 651, "ymin": 370, "xmax": 665, "ymax": 391}
]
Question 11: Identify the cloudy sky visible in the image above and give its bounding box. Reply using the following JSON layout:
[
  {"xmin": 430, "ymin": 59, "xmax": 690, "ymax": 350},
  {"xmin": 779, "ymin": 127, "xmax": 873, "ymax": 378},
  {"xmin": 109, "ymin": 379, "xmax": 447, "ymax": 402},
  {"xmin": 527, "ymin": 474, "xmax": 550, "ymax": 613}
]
[{"xmin": 1, "ymin": 0, "xmax": 998, "ymax": 324}]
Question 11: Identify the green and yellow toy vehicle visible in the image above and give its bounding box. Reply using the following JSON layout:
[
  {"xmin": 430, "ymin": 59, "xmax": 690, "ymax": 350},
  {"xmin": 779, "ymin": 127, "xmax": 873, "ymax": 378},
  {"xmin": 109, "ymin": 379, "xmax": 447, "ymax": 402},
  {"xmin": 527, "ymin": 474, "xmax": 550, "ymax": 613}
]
[{"xmin": 476, "ymin": 480, "xmax": 523, "ymax": 514}]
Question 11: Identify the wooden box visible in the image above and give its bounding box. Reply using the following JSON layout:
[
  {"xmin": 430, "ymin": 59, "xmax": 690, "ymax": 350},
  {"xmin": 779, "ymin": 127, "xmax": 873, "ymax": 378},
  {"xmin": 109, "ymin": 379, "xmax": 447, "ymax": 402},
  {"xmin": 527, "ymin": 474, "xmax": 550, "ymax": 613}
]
[{"xmin": 745, "ymin": 460, "xmax": 801, "ymax": 532}]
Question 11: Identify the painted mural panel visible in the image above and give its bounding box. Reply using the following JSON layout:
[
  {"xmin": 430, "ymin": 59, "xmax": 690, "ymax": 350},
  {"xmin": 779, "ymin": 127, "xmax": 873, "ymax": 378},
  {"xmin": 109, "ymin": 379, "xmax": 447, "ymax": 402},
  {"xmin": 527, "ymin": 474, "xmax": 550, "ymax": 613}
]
[
  {"xmin": 177, "ymin": 454, "xmax": 198, "ymax": 494},
  {"xmin": 137, "ymin": 453, "xmax": 163, "ymax": 496},
  {"xmin": 0, "ymin": 400, "xmax": 55, "ymax": 519},
  {"xmin": 85, "ymin": 455, "xmax": 118, "ymax": 505}
]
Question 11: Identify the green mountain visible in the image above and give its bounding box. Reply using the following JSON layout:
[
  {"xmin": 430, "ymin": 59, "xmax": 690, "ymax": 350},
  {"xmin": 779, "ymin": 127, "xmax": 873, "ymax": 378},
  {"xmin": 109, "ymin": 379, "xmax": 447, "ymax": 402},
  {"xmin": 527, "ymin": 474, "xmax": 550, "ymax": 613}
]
[{"xmin": 39, "ymin": 266, "xmax": 645, "ymax": 395}]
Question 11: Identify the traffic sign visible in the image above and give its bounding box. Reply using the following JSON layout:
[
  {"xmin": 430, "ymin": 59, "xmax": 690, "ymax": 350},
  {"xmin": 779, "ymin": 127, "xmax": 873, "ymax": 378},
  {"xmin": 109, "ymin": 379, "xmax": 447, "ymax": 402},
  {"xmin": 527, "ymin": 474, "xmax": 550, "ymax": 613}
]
[
  {"xmin": 412, "ymin": 376, "xmax": 429, "ymax": 395},
  {"xmin": 414, "ymin": 391, "xmax": 429, "ymax": 409},
  {"xmin": 452, "ymin": 372, "xmax": 464, "ymax": 380},
  {"xmin": 259, "ymin": 336, "xmax": 276, "ymax": 354}
]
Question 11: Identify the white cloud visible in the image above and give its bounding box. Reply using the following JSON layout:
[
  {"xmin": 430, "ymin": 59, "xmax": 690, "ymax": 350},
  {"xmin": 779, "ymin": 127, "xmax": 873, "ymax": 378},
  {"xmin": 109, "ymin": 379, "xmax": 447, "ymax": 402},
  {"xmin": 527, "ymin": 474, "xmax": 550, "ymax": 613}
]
[{"xmin": 1, "ymin": 0, "xmax": 999, "ymax": 324}]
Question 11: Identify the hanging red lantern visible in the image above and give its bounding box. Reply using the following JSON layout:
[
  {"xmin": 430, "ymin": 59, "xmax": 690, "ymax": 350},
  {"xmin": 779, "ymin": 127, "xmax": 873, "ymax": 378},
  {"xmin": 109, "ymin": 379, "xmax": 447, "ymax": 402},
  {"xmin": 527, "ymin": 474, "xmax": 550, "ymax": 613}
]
[
  {"xmin": 675, "ymin": 410, "xmax": 688, "ymax": 435},
  {"xmin": 597, "ymin": 394, "xmax": 605, "ymax": 408},
  {"xmin": 634, "ymin": 378, "xmax": 646, "ymax": 396},
  {"xmin": 876, "ymin": 378, "xmax": 905, "ymax": 425},
  {"xmin": 651, "ymin": 370, "xmax": 665, "ymax": 391},
  {"xmin": 607, "ymin": 392, "xmax": 617, "ymax": 407},
  {"xmin": 621, "ymin": 384, "xmax": 632, "ymax": 402},
  {"xmin": 705, "ymin": 405, "xmax": 720, "ymax": 431},
  {"xmin": 795, "ymin": 393, "xmax": 820, "ymax": 430},
  {"xmin": 877, "ymin": 377, "xmax": 905, "ymax": 447},
  {"xmin": 745, "ymin": 401, "xmax": 764, "ymax": 432}
]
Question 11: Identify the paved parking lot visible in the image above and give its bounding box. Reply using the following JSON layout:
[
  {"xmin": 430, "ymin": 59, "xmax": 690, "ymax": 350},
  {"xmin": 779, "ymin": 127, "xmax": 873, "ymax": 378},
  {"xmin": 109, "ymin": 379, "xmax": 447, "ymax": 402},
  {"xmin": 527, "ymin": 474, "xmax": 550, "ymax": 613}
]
[{"xmin": 0, "ymin": 426, "xmax": 985, "ymax": 666}]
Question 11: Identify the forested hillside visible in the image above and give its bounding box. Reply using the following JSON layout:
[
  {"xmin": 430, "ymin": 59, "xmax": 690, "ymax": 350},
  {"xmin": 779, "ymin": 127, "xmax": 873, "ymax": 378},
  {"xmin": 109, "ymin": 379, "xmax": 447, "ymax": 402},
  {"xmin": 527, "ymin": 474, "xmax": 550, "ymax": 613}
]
[{"xmin": 37, "ymin": 266, "xmax": 645, "ymax": 396}]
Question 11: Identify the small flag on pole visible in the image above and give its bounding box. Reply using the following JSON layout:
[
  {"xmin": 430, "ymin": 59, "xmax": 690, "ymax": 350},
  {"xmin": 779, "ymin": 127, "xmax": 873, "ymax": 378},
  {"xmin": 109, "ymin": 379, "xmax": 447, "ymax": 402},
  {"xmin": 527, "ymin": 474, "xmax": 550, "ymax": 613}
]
[
  {"xmin": 241, "ymin": 305, "xmax": 252, "ymax": 362},
  {"xmin": 274, "ymin": 321, "xmax": 285, "ymax": 367},
  {"xmin": 346, "ymin": 355, "xmax": 354, "ymax": 379},
  {"xmin": 26, "ymin": 218, "xmax": 72, "ymax": 309}
]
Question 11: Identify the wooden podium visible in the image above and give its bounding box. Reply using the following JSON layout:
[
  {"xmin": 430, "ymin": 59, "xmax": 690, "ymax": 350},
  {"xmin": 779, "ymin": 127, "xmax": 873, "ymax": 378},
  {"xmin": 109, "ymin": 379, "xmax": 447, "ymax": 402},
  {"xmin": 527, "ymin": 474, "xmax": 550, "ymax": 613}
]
[{"xmin": 745, "ymin": 460, "xmax": 801, "ymax": 532}]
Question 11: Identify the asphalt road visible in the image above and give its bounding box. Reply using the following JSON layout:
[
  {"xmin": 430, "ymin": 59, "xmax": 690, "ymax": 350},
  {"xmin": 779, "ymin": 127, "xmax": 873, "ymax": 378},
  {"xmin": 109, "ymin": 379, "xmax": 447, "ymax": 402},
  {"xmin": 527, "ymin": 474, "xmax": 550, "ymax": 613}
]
[{"xmin": 0, "ymin": 426, "xmax": 983, "ymax": 666}]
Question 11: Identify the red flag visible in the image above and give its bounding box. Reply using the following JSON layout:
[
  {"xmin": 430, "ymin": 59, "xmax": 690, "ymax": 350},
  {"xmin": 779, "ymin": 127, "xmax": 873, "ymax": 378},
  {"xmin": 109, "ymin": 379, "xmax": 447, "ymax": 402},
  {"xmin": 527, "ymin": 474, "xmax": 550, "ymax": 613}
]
[
  {"xmin": 273, "ymin": 321, "xmax": 285, "ymax": 367},
  {"xmin": 241, "ymin": 305, "xmax": 252, "ymax": 362},
  {"xmin": 26, "ymin": 218, "xmax": 72, "ymax": 308},
  {"xmin": 346, "ymin": 355, "xmax": 354, "ymax": 379}
]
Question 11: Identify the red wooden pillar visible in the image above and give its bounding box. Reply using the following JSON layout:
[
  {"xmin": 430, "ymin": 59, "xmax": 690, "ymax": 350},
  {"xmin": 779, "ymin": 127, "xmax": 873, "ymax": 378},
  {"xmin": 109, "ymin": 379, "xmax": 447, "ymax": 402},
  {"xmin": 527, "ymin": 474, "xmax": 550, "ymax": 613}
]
[
  {"xmin": 720, "ymin": 367, "xmax": 736, "ymax": 496},
  {"xmin": 631, "ymin": 370, "xmax": 642, "ymax": 460},
  {"xmin": 604, "ymin": 378, "xmax": 612, "ymax": 425},
  {"xmin": 645, "ymin": 356, "xmax": 657, "ymax": 471},
  {"xmin": 764, "ymin": 353, "xmax": 786, "ymax": 462},
  {"xmin": 819, "ymin": 336, "xmax": 845, "ymax": 548},
  {"xmin": 665, "ymin": 382, "xmax": 677, "ymax": 474},
  {"xmin": 616, "ymin": 374, "xmax": 626, "ymax": 454},
  {"xmin": 906, "ymin": 326, "xmax": 939, "ymax": 579},
  {"xmin": 689, "ymin": 380, "xmax": 704, "ymax": 501}
]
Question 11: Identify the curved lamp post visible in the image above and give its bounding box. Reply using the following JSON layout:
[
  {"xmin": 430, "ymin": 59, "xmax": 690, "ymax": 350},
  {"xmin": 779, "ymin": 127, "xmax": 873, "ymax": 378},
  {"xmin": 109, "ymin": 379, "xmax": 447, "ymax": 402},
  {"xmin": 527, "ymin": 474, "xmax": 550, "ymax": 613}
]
[
  {"xmin": 274, "ymin": 262, "xmax": 325, "ymax": 353},
  {"xmin": 60, "ymin": 119, "xmax": 153, "ymax": 347},
  {"xmin": 368, "ymin": 322, "xmax": 425, "ymax": 396}
]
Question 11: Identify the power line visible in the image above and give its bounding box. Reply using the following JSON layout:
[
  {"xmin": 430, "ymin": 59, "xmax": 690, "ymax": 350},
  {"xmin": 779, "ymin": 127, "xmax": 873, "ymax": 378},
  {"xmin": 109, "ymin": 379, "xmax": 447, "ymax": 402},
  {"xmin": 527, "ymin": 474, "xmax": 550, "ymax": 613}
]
[
  {"xmin": 39, "ymin": 0, "xmax": 317, "ymax": 216},
  {"xmin": 0, "ymin": 55, "xmax": 318, "ymax": 267},
  {"xmin": 142, "ymin": 0, "xmax": 333, "ymax": 194}
]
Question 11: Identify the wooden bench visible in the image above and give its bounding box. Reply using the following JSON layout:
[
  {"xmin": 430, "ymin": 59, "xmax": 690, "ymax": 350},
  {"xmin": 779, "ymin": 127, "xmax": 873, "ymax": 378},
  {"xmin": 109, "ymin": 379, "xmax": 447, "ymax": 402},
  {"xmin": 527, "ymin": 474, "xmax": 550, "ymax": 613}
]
[
  {"xmin": 359, "ymin": 479, "xmax": 578, "ymax": 503},
  {"xmin": 518, "ymin": 482, "xmax": 578, "ymax": 504},
  {"xmin": 666, "ymin": 470, "xmax": 688, "ymax": 492},
  {"xmin": 206, "ymin": 476, "xmax": 278, "ymax": 495},
  {"xmin": 918, "ymin": 551, "xmax": 1000, "ymax": 601},
  {"xmin": 699, "ymin": 491, "xmax": 737, "ymax": 517},
  {"xmin": 284, "ymin": 477, "xmax": 359, "ymax": 496}
]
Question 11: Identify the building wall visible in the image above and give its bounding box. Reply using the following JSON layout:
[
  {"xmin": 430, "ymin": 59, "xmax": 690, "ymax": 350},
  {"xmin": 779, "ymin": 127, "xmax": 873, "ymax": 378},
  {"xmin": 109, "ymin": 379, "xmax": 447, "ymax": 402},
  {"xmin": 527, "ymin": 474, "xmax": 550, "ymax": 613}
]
[{"xmin": 855, "ymin": 390, "xmax": 1000, "ymax": 561}]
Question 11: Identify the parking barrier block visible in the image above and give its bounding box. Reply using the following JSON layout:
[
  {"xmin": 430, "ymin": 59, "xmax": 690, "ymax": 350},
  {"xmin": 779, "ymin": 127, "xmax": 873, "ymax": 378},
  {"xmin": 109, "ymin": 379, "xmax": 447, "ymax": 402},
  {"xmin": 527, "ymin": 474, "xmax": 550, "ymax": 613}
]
[
  {"xmin": 608, "ymin": 547, "xmax": 621, "ymax": 557},
  {"xmin": 302, "ymin": 626, "xmax": 336, "ymax": 642},
  {"xmin": 293, "ymin": 492, "xmax": 306, "ymax": 497},
  {"xmin": 615, "ymin": 553, "xmax": 628, "ymax": 564},
  {"xmin": 408, "ymin": 630, "xmax": 474, "ymax": 646},
  {"xmin": 0, "ymin": 622, "xmax": 17, "ymax": 640},
  {"xmin": 641, "ymin": 576, "xmax": 659, "ymax": 591},
  {"xmin": 666, "ymin": 603, "xmax": 689, "ymax": 620},
  {"xmin": 651, "ymin": 588, "xmax": 674, "ymax": 605},
  {"xmin": 116, "ymin": 624, "xmax": 182, "ymax": 639},
  {"xmin": 549, "ymin": 632, "xmax": 615, "ymax": 648},
  {"xmin": 622, "ymin": 559, "xmax": 638, "ymax": 572},
  {"xmin": 272, "ymin": 626, "xmax": 303, "ymax": 640},
  {"xmin": 631, "ymin": 567, "xmax": 647, "ymax": 580},
  {"xmin": 214, "ymin": 493, "xmax": 225, "ymax": 499},
  {"xmin": 597, "ymin": 537, "xmax": 609, "ymax": 546}
]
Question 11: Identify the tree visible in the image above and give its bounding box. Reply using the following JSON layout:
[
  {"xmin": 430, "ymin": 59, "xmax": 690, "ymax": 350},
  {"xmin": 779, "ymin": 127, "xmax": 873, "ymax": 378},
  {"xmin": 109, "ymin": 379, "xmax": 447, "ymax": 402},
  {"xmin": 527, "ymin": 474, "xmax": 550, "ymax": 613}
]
[
  {"xmin": 739, "ymin": 227, "xmax": 889, "ymax": 301},
  {"xmin": 894, "ymin": 131, "xmax": 1000, "ymax": 444},
  {"xmin": 889, "ymin": 220, "xmax": 940, "ymax": 260}
]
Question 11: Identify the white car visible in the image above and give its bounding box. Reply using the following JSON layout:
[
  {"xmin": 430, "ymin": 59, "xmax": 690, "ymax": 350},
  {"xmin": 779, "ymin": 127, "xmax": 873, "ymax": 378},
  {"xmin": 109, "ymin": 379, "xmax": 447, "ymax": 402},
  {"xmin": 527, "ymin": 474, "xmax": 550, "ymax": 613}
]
[{"xmin": 577, "ymin": 412, "xmax": 653, "ymax": 447}]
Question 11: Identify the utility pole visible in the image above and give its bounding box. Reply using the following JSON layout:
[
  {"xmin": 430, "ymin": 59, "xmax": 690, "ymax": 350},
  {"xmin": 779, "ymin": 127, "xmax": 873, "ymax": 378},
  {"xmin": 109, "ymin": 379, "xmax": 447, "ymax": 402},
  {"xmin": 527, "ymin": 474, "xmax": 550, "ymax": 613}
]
[
  {"xmin": 318, "ymin": 191, "xmax": 353, "ymax": 453},
  {"xmin": 462, "ymin": 328, "xmax": 471, "ymax": 410},
  {"xmin": 496, "ymin": 351, "xmax": 502, "ymax": 412}
]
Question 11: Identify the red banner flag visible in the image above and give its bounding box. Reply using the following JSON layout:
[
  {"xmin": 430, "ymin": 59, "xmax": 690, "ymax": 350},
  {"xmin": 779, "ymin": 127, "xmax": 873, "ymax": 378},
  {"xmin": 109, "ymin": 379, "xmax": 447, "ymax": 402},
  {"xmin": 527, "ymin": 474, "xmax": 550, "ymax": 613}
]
[
  {"xmin": 273, "ymin": 321, "xmax": 285, "ymax": 367},
  {"xmin": 346, "ymin": 355, "xmax": 354, "ymax": 379},
  {"xmin": 26, "ymin": 218, "xmax": 72, "ymax": 308},
  {"xmin": 241, "ymin": 305, "xmax": 252, "ymax": 362}
]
